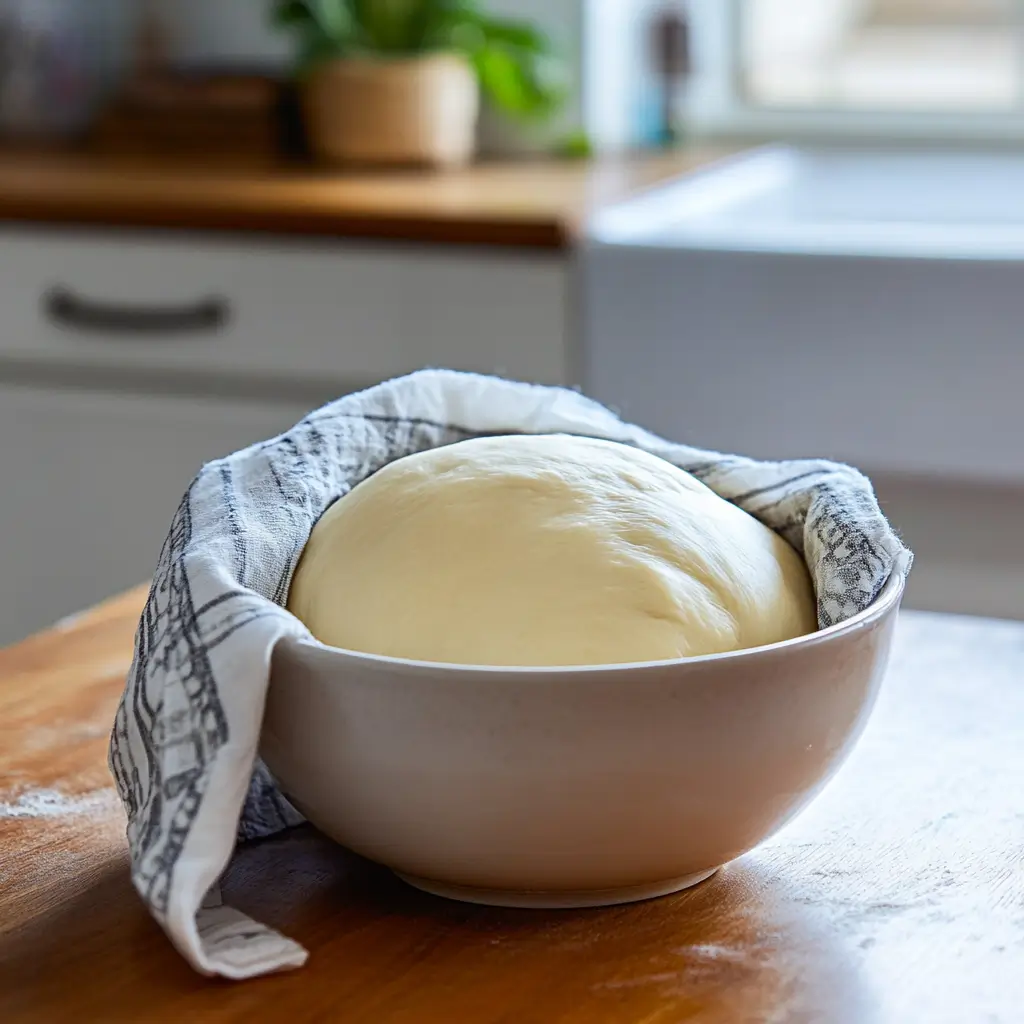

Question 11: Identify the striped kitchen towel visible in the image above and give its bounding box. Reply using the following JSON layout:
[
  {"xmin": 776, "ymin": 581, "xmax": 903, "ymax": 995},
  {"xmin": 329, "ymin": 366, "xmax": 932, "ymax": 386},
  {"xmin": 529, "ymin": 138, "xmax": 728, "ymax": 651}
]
[{"xmin": 108, "ymin": 369, "xmax": 912, "ymax": 980}]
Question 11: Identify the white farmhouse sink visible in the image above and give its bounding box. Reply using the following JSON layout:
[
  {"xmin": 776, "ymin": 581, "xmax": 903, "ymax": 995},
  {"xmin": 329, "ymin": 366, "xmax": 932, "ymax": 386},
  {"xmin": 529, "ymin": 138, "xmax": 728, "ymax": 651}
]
[{"xmin": 583, "ymin": 146, "xmax": 1024, "ymax": 482}]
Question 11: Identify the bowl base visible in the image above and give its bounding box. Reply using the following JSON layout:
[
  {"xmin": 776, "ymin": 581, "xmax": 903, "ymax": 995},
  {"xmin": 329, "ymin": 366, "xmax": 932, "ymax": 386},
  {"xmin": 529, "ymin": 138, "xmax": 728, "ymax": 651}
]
[{"xmin": 395, "ymin": 868, "xmax": 719, "ymax": 909}]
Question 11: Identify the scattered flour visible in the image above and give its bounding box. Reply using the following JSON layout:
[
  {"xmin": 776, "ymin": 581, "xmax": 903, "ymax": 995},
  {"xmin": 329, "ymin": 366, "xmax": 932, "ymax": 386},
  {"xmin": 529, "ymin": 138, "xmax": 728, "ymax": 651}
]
[
  {"xmin": 597, "ymin": 972, "xmax": 683, "ymax": 990},
  {"xmin": 0, "ymin": 787, "xmax": 119, "ymax": 819},
  {"xmin": 683, "ymin": 944, "xmax": 749, "ymax": 963},
  {"xmin": 50, "ymin": 610, "xmax": 88, "ymax": 632}
]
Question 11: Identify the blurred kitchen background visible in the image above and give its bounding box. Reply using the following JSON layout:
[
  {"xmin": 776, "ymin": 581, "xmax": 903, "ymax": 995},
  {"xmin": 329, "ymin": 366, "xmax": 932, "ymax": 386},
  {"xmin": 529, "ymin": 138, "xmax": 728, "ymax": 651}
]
[{"xmin": 2, "ymin": 0, "xmax": 1023, "ymax": 644}]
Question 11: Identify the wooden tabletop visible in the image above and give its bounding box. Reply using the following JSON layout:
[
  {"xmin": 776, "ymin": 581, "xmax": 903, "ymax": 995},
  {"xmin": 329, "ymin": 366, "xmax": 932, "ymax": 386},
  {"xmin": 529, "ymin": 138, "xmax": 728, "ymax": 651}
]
[
  {"xmin": 0, "ymin": 147, "xmax": 729, "ymax": 249},
  {"xmin": 1, "ymin": 590, "xmax": 1021, "ymax": 1023}
]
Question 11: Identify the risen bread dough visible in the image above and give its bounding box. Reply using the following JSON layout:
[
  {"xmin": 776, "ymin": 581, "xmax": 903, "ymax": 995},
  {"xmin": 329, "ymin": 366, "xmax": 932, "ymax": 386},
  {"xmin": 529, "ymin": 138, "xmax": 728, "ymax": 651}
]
[{"xmin": 287, "ymin": 434, "xmax": 817, "ymax": 667}]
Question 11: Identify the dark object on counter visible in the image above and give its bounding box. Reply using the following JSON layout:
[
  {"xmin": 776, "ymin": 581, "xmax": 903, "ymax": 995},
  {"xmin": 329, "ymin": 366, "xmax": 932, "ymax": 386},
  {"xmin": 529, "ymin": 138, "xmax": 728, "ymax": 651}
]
[
  {"xmin": 278, "ymin": 80, "xmax": 311, "ymax": 160},
  {"xmin": 650, "ymin": 5, "xmax": 692, "ymax": 147},
  {"xmin": 91, "ymin": 70, "xmax": 291, "ymax": 163},
  {"xmin": 0, "ymin": 0, "xmax": 124, "ymax": 142}
]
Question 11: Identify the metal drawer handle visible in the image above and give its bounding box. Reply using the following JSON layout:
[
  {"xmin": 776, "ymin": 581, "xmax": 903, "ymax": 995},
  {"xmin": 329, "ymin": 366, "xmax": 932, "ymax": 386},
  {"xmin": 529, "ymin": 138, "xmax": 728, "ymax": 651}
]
[{"xmin": 44, "ymin": 286, "xmax": 231, "ymax": 336}]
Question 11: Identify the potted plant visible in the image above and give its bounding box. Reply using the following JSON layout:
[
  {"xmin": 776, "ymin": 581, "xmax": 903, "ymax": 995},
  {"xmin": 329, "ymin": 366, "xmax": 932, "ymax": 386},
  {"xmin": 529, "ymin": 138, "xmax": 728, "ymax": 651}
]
[{"xmin": 269, "ymin": 0, "xmax": 563, "ymax": 167}]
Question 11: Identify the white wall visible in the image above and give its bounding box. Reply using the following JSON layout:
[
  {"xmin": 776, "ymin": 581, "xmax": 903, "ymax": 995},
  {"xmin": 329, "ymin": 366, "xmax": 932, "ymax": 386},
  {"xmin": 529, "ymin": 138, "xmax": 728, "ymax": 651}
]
[{"xmin": 158, "ymin": 0, "xmax": 291, "ymax": 65}]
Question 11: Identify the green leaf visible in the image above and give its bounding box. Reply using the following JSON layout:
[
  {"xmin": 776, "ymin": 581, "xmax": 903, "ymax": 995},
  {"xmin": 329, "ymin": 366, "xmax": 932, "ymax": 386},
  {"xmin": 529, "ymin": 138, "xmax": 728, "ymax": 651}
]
[
  {"xmin": 476, "ymin": 17, "xmax": 549, "ymax": 55},
  {"xmin": 473, "ymin": 47, "xmax": 523, "ymax": 115},
  {"xmin": 351, "ymin": 0, "xmax": 425, "ymax": 50},
  {"xmin": 555, "ymin": 129, "xmax": 593, "ymax": 160},
  {"xmin": 420, "ymin": 5, "xmax": 481, "ymax": 51},
  {"xmin": 294, "ymin": 25, "xmax": 347, "ymax": 73},
  {"xmin": 270, "ymin": 0, "xmax": 316, "ymax": 28},
  {"xmin": 472, "ymin": 40, "xmax": 564, "ymax": 120},
  {"xmin": 310, "ymin": 0, "xmax": 355, "ymax": 40}
]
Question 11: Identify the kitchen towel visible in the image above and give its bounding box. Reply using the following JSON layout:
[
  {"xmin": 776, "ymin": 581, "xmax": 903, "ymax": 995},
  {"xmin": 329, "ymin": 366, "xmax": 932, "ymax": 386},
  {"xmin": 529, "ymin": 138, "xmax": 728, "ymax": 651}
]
[{"xmin": 108, "ymin": 368, "xmax": 912, "ymax": 979}]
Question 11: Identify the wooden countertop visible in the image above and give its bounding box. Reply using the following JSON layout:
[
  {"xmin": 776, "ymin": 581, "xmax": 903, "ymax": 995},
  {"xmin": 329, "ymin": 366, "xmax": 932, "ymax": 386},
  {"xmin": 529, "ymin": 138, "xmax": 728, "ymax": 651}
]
[
  {"xmin": 0, "ymin": 147, "xmax": 730, "ymax": 248},
  {"xmin": 2, "ymin": 590, "xmax": 1022, "ymax": 1022}
]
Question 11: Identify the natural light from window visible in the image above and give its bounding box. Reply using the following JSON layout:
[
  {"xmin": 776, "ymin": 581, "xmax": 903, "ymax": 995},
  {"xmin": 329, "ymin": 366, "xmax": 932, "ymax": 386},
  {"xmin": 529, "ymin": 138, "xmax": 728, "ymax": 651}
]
[{"xmin": 741, "ymin": 0, "xmax": 1024, "ymax": 112}]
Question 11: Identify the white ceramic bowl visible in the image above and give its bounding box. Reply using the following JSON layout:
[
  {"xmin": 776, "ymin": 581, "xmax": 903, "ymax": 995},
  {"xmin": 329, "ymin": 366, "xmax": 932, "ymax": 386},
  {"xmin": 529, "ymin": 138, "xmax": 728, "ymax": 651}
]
[{"xmin": 261, "ymin": 571, "xmax": 904, "ymax": 909}]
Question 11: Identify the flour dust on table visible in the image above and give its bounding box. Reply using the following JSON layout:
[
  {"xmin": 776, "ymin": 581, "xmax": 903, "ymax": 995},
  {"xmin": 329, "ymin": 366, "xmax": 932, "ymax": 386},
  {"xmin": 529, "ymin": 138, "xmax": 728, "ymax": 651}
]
[{"xmin": 107, "ymin": 369, "xmax": 911, "ymax": 979}]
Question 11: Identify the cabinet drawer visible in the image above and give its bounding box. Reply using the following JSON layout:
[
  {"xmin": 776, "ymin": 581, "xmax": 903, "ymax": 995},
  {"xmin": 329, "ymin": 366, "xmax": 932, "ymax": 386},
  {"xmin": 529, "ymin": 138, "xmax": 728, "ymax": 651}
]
[
  {"xmin": 0, "ymin": 231, "xmax": 570, "ymax": 388},
  {"xmin": 0, "ymin": 382, "xmax": 312, "ymax": 646}
]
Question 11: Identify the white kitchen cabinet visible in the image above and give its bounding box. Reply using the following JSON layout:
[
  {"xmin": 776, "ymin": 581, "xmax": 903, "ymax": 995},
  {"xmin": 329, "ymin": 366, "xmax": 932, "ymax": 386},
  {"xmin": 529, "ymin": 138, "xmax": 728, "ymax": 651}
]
[
  {"xmin": 0, "ymin": 382, "xmax": 312, "ymax": 647},
  {"xmin": 0, "ymin": 227, "xmax": 572, "ymax": 645},
  {"xmin": 0, "ymin": 231, "xmax": 571, "ymax": 390}
]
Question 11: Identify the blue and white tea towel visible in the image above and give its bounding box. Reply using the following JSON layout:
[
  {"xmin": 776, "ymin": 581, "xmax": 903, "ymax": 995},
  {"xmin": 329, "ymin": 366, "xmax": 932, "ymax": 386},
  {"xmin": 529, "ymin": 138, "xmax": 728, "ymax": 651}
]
[{"xmin": 108, "ymin": 369, "xmax": 912, "ymax": 979}]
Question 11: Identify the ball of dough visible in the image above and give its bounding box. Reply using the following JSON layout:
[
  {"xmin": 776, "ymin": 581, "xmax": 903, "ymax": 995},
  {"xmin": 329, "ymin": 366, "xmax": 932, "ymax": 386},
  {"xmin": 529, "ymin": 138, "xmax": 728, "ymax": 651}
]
[{"xmin": 287, "ymin": 435, "xmax": 817, "ymax": 667}]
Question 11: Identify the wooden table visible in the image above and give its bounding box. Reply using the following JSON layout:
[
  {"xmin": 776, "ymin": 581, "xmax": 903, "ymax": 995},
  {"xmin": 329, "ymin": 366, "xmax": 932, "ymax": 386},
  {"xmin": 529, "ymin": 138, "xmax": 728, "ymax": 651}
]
[
  {"xmin": 0, "ymin": 147, "xmax": 730, "ymax": 249},
  {"xmin": 1, "ymin": 590, "xmax": 1021, "ymax": 1023}
]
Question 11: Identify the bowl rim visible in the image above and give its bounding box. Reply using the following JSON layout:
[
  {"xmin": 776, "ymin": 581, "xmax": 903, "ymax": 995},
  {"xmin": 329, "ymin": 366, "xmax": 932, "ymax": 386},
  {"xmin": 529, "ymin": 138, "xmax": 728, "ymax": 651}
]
[{"xmin": 286, "ymin": 568, "xmax": 906, "ymax": 677}]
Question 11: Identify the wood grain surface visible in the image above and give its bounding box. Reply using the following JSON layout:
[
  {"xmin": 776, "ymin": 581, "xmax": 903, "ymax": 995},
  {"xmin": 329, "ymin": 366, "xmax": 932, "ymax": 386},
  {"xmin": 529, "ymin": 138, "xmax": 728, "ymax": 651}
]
[
  {"xmin": 1, "ymin": 591, "xmax": 1021, "ymax": 1023},
  {"xmin": 0, "ymin": 148, "xmax": 730, "ymax": 249}
]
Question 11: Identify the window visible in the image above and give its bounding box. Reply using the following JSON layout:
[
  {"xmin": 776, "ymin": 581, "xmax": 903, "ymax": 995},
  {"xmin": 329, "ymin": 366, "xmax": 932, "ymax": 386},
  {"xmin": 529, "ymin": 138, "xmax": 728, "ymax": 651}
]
[{"xmin": 689, "ymin": 0, "xmax": 1024, "ymax": 139}]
